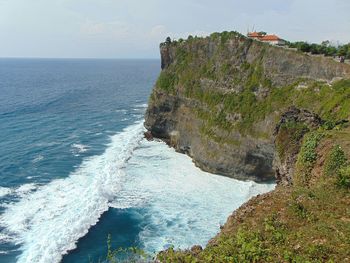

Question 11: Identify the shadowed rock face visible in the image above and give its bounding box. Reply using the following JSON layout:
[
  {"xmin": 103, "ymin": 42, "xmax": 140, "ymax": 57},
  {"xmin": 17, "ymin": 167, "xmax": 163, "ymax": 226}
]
[
  {"xmin": 273, "ymin": 107, "xmax": 323, "ymax": 186},
  {"xmin": 145, "ymin": 33, "xmax": 350, "ymax": 182}
]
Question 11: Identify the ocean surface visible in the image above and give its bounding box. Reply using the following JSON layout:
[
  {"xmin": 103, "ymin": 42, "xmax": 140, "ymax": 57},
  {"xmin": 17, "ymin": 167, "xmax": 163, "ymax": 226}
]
[{"xmin": 0, "ymin": 58, "xmax": 275, "ymax": 263}]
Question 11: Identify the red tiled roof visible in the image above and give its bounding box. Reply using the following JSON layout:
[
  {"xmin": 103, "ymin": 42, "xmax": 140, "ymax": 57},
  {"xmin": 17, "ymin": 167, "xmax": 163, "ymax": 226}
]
[
  {"xmin": 247, "ymin": 32, "xmax": 263, "ymax": 38},
  {"xmin": 260, "ymin": 35, "xmax": 281, "ymax": 41}
]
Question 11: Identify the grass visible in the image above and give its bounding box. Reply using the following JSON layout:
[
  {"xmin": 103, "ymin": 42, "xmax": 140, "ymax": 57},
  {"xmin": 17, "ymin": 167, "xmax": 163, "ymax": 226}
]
[
  {"xmin": 152, "ymin": 31, "xmax": 350, "ymax": 262},
  {"xmin": 155, "ymin": 30, "xmax": 350, "ymax": 143},
  {"xmin": 158, "ymin": 126, "xmax": 350, "ymax": 263},
  {"xmin": 92, "ymin": 235, "xmax": 150, "ymax": 263},
  {"xmin": 324, "ymin": 145, "xmax": 347, "ymax": 177},
  {"xmin": 275, "ymin": 121, "xmax": 309, "ymax": 162}
]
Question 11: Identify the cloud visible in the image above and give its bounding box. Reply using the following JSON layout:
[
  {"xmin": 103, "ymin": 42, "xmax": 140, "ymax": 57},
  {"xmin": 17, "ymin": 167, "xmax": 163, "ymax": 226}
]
[
  {"xmin": 0, "ymin": 0, "xmax": 349, "ymax": 58},
  {"xmin": 150, "ymin": 25, "xmax": 167, "ymax": 38},
  {"xmin": 80, "ymin": 20, "xmax": 130, "ymax": 37}
]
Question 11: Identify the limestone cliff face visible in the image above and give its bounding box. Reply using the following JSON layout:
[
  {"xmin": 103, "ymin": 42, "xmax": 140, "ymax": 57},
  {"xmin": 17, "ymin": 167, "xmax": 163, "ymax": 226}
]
[
  {"xmin": 273, "ymin": 107, "xmax": 323, "ymax": 186},
  {"xmin": 145, "ymin": 32, "xmax": 350, "ymax": 182}
]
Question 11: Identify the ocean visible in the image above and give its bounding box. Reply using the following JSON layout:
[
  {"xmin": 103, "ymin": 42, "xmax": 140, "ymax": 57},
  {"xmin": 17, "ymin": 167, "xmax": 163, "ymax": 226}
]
[{"xmin": 0, "ymin": 58, "xmax": 275, "ymax": 263}]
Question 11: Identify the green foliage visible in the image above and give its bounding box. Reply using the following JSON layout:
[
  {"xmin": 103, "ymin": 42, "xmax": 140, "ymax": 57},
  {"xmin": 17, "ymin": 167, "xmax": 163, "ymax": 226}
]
[
  {"xmin": 324, "ymin": 145, "xmax": 347, "ymax": 176},
  {"xmin": 197, "ymin": 228, "xmax": 269, "ymax": 262},
  {"xmin": 234, "ymin": 229, "xmax": 269, "ymax": 262},
  {"xmin": 165, "ymin": 36, "xmax": 172, "ymax": 44},
  {"xmin": 263, "ymin": 214, "xmax": 287, "ymax": 244},
  {"xmin": 156, "ymin": 70, "xmax": 177, "ymax": 93},
  {"xmin": 337, "ymin": 165, "xmax": 350, "ymax": 188},
  {"xmin": 306, "ymin": 244, "xmax": 332, "ymax": 261},
  {"xmin": 290, "ymin": 201, "xmax": 309, "ymax": 219},
  {"xmin": 298, "ymin": 132, "xmax": 323, "ymax": 164},
  {"xmin": 323, "ymin": 144, "xmax": 350, "ymax": 188},
  {"xmin": 103, "ymin": 235, "xmax": 149, "ymax": 263},
  {"xmin": 157, "ymin": 246, "xmax": 198, "ymax": 263},
  {"xmin": 275, "ymin": 121, "xmax": 309, "ymax": 162},
  {"xmin": 295, "ymin": 131, "xmax": 324, "ymax": 185},
  {"xmin": 288, "ymin": 40, "xmax": 349, "ymax": 58},
  {"xmin": 156, "ymin": 30, "xmax": 350, "ymax": 143},
  {"xmin": 151, "ymin": 30, "xmax": 350, "ymax": 263}
]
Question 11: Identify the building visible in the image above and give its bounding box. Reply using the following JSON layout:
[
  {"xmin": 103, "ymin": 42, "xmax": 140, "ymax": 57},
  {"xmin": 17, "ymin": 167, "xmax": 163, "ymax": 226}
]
[{"xmin": 247, "ymin": 32, "xmax": 286, "ymax": 46}]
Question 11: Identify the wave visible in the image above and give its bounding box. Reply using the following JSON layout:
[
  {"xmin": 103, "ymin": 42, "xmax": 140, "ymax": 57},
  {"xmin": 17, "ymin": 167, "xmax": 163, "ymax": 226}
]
[
  {"xmin": 133, "ymin": 103, "xmax": 148, "ymax": 108},
  {"xmin": 32, "ymin": 155, "xmax": 44, "ymax": 163},
  {"xmin": 0, "ymin": 184, "xmax": 39, "ymax": 201},
  {"xmin": 0, "ymin": 233, "xmax": 15, "ymax": 245},
  {"xmin": 15, "ymin": 183, "xmax": 38, "ymax": 198},
  {"xmin": 0, "ymin": 187, "xmax": 12, "ymax": 198},
  {"xmin": 0, "ymin": 121, "xmax": 145, "ymax": 263},
  {"xmin": 123, "ymin": 140, "xmax": 276, "ymax": 252},
  {"xmin": 71, "ymin": 143, "xmax": 89, "ymax": 155}
]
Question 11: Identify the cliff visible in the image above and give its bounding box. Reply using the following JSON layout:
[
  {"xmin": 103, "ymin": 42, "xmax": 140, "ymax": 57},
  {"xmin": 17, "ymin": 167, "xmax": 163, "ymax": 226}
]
[
  {"xmin": 157, "ymin": 106, "xmax": 350, "ymax": 262},
  {"xmin": 145, "ymin": 31, "xmax": 350, "ymax": 182}
]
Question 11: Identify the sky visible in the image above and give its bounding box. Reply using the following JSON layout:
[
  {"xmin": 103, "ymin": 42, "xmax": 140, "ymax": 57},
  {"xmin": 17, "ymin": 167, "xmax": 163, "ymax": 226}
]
[{"xmin": 0, "ymin": 0, "xmax": 349, "ymax": 58}]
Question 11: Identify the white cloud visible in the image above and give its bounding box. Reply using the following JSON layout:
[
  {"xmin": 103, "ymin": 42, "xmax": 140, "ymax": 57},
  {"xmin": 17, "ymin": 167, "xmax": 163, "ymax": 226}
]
[
  {"xmin": 0, "ymin": 0, "xmax": 349, "ymax": 58},
  {"xmin": 150, "ymin": 25, "xmax": 167, "ymax": 38},
  {"xmin": 80, "ymin": 20, "xmax": 130, "ymax": 37}
]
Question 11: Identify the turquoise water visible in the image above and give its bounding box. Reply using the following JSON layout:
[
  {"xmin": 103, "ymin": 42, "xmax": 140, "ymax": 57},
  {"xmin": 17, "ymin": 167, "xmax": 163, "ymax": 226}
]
[{"xmin": 0, "ymin": 59, "xmax": 274, "ymax": 263}]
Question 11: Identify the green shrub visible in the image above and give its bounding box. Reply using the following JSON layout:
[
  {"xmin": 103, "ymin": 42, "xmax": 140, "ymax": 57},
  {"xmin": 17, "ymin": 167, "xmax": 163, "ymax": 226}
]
[
  {"xmin": 290, "ymin": 201, "xmax": 309, "ymax": 219},
  {"xmin": 299, "ymin": 132, "xmax": 323, "ymax": 165},
  {"xmin": 337, "ymin": 165, "xmax": 350, "ymax": 188},
  {"xmin": 275, "ymin": 121, "xmax": 309, "ymax": 162},
  {"xmin": 156, "ymin": 70, "xmax": 177, "ymax": 93},
  {"xmin": 264, "ymin": 215, "xmax": 287, "ymax": 244},
  {"xmin": 295, "ymin": 131, "xmax": 324, "ymax": 185},
  {"xmin": 235, "ymin": 229, "xmax": 269, "ymax": 262},
  {"xmin": 103, "ymin": 235, "xmax": 149, "ymax": 263},
  {"xmin": 324, "ymin": 145, "xmax": 347, "ymax": 177},
  {"xmin": 323, "ymin": 145, "xmax": 350, "ymax": 188}
]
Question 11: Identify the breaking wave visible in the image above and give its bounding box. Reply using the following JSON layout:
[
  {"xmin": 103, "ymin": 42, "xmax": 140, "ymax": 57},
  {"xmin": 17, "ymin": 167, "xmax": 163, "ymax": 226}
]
[{"xmin": 0, "ymin": 121, "xmax": 145, "ymax": 263}]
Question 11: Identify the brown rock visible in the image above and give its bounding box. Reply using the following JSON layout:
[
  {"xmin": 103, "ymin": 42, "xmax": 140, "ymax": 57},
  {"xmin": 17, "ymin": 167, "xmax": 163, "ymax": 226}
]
[{"xmin": 144, "ymin": 131, "xmax": 154, "ymax": 141}]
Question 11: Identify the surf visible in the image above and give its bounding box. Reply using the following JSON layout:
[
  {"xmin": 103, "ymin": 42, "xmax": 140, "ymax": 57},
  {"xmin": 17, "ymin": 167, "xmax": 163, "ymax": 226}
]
[{"xmin": 0, "ymin": 121, "xmax": 145, "ymax": 263}]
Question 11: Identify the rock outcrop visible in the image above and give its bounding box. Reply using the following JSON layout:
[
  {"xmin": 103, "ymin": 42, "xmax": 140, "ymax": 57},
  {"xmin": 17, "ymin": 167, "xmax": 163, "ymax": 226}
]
[
  {"xmin": 145, "ymin": 31, "xmax": 350, "ymax": 182},
  {"xmin": 273, "ymin": 106, "xmax": 323, "ymax": 186}
]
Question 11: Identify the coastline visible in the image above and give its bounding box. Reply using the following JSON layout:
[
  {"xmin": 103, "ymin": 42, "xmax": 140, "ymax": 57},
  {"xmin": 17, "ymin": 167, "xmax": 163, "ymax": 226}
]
[{"xmin": 146, "ymin": 32, "xmax": 350, "ymax": 262}]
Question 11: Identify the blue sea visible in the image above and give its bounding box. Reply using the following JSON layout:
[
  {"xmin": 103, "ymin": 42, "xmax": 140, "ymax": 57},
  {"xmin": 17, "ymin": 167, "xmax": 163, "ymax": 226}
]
[{"xmin": 0, "ymin": 58, "xmax": 274, "ymax": 263}]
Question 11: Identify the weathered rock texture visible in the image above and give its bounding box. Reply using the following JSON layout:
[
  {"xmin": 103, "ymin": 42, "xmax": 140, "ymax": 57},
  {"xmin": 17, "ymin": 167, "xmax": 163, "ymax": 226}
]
[
  {"xmin": 273, "ymin": 106, "xmax": 323, "ymax": 186},
  {"xmin": 145, "ymin": 32, "xmax": 350, "ymax": 182}
]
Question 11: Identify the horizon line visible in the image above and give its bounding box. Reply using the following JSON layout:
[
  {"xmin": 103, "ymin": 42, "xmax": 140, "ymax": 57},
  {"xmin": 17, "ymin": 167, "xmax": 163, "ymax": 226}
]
[{"xmin": 0, "ymin": 56, "xmax": 160, "ymax": 60}]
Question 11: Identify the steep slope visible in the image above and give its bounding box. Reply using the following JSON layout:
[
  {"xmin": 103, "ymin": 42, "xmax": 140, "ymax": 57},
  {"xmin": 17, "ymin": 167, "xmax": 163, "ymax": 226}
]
[
  {"xmin": 157, "ymin": 108, "xmax": 350, "ymax": 262},
  {"xmin": 145, "ymin": 31, "xmax": 350, "ymax": 182}
]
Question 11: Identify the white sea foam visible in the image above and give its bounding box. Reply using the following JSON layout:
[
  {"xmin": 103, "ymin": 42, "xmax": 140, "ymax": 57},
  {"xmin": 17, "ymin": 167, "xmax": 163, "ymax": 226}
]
[
  {"xmin": 115, "ymin": 109, "xmax": 127, "ymax": 113},
  {"xmin": 134, "ymin": 103, "xmax": 148, "ymax": 108},
  {"xmin": 35, "ymin": 142, "xmax": 60, "ymax": 147},
  {"xmin": 71, "ymin": 143, "xmax": 89, "ymax": 154},
  {"xmin": 124, "ymin": 140, "xmax": 276, "ymax": 252},
  {"xmin": 32, "ymin": 155, "xmax": 44, "ymax": 163},
  {"xmin": 0, "ymin": 187, "xmax": 12, "ymax": 198},
  {"xmin": 15, "ymin": 183, "xmax": 37, "ymax": 197},
  {"xmin": 0, "ymin": 249, "xmax": 18, "ymax": 255},
  {"xmin": 0, "ymin": 233, "xmax": 15, "ymax": 244},
  {"xmin": 0, "ymin": 121, "xmax": 275, "ymax": 262},
  {"xmin": 0, "ymin": 121, "xmax": 145, "ymax": 263}
]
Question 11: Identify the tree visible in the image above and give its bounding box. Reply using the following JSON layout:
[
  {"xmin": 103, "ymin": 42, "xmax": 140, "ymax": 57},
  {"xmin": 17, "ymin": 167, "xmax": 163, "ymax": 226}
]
[
  {"xmin": 325, "ymin": 46, "xmax": 337, "ymax": 56},
  {"xmin": 337, "ymin": 45, "xmax": 347, "ymax": 57},
  {"xmin": 165, "ymin": 37, "xmax": 172, "ymax": 44},
  {"xmin": 321, "ymin": 40, "xmax": 330, "ymax": 47},
  {"xmin": 346, "ymin": 44, "xmax": 350, "ymax": 59},
  {"xmin": 297, "ymin": 42, "xmax": 311, "ymax": 53}
]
